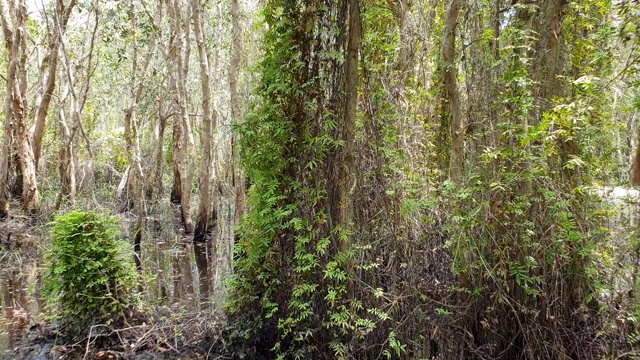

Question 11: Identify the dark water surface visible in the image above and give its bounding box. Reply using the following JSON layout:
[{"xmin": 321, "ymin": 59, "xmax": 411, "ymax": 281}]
[{"xmin": 0, "ymin": 225, "xmax": 221, "ymax": 357}]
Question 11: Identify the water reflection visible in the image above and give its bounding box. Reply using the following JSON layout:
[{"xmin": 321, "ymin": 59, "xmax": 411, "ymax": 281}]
[
  {"xmin": 0, "ymin": 224, "xmax": 225, "ymax": 356},
  {"xmin": 0, "ymin": 260, "xmax": 36, "ymax": 355}
]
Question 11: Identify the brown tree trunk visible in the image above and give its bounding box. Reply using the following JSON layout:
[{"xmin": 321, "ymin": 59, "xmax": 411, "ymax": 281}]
[
  {"xmin": 54, "ymin": 3, "xmax": 98, "ymax": 210},
  {"xmin": 340, "ymin": 0, "xmax": 360, "ymax": 231},
  {"xmin": 16, "ymin": 114, "xmax": 39, "ymax": 215},
  {"xmin": 54, "ymin": 93, "xmax": 76, "ymax": 211},
  {"xmin": 147, "ymin": 108, "xmax": 168, "ymax": 201},
  {"xmin": 540, "ymin": 0, "xmax": 567, "ymax": 101},
  {"xmin": 119, "ymin": 0, "xmax": 158, "ymax": 213},
  {"xmin": 632, "ymin": 143, "xmax": 640, "ymax": 186},
  {"xmin": 0, "ymin": 90, "xmax": 13, "ymax": 218},
  {"xmin": 124, "ymin": 0, "xmax": 161, "ymax": 271},
  {"xmin": 1, "ymin": 0, "xmax": 42, "ymax": 215},
  {"xmin": 9, "ymin": 149, "xmax": 22, "ymax": 198},
  {"xmin": 230, "ymin": 0, "xmax": 245, "ymax": 241},
  {"xmin": 442, "ymin": 0, "xmax": 464, "ymax": 184},
  {"xmin": 31, "ymin": 0, "xmax": 76, "ymax": 169},
  {"xmin": 191, "ymin": 0, "xmax": 216, "ymax": 308},
  {"xmin": 168, "ymin": 0, "xmax": 195, "ymax": 234}
]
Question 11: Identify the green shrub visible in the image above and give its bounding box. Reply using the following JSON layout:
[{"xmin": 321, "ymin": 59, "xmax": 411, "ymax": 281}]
[{"xmin": 43, "ymin": 211, "xmax": 138, "ymax": 340}]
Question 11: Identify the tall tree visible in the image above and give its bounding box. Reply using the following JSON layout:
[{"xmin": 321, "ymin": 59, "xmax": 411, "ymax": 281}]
[
  {"xmin": 0, "ymin": 0, "xmax": 38, "ymax": 215},
  {"xmin": 230, "ymin": 0, "xmax": 244, "ymax": 253},
  {"xmin": 168, "ymin": 0, "xmax": 195, "ymax": 234},
  {"xmin": 229, "ymin": 0, "xmax": 361, "ymax": 356},
  {"xmin": 0, "ymin": 0, "xmax": 76, "ymax": 216},
  {"xmin": 192, "ymin": 0, "xmax": 215, "ymax": 308},
  {"xmin": 442, "ymin": 0, "xmax": 463, "ymax": 183},
  {"xmin": 32, "ymin": 0, "xmax": 76, "ymax": 169},
  {"xmin": 54, "ymin": 0, "xmax": 98, "ymax": 210}
]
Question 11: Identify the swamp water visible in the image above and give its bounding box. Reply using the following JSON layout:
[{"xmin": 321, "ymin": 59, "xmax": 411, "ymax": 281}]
[{"xmin": 0, "ymin": 215, "xmax": 233, "ymax": 357}]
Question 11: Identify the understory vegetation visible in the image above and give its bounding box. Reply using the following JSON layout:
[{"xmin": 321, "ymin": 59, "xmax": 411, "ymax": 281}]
[
  {"xmin": 42, "ymin": 211, "xmax": 137, "ymax": 342},
  {"xmin": 1, "ymin": 0, "xmax": 640, "ymax": 359}
]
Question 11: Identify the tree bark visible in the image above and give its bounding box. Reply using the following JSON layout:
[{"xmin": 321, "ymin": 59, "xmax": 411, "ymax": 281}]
[
  {"xmin": 168, "ymin": 0, "xmax": 195, "ymax": 234},
  {"xmin": 230, "ymin": 0, "xmax": 244, "ymax": 237},
  {"xmin": 0, "ymin": 0, "xmax": 39, "ymax": 215},
  {"xmin": 632, "ymin": 142, "xmax": 640, "ymax": 186},
  {"xmin": 0, "ymin": 81, "xmax": 13, "ymax": 218},
  {"xmin": 442, "ymin": 0, "xmax": 464, "ymax": 184},
  {"xmin": 540, "ymin": 0, "xmax": 567, "ymax": 101},
  {"xmin": 340, "ymin": 0, "xmax": 360, "ymax": 229},
  {"xmin": 53, "ymin": 88, "xmax": 76, "ymax": 210},
  {"xmin": 191, "ymin": 0, "xmax": 216, "ymax": 308},
  {"xmin": 31, "ymin": 0, "xmax": 76, "ymax": 169},
  {"xmin": 230, "ymin": 0, "xmax": 360, "ymax": 353},
  {"xmin": 147, "ymin": 107, "xmax": 169, "ymax": 201}
]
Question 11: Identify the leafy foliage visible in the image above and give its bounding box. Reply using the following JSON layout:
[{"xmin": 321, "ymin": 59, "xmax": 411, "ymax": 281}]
[{"xmin": 42, "ymin": 211, "xmax": 138, "ymax": 340}]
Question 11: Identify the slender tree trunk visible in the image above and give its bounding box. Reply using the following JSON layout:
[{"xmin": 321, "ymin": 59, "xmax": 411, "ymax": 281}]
[
  {"xmin": 168, "ymin": 0, "xmax": 195, "ymax": 234},
  {"xmin": 230, "ymin": 0, "xmax": 244, "ymax": 246},
  {"xmin": 147, "ymin": 108, "xmax": 168, "ymax": 201},
  {"xmin": 170, "ymin": 117, "xmax": 183, "ymax": 205},
  {"xmin": 54, "ymin": 90, "xmax": 76, "ymax": 211},
  {"xmin": 442, "ymin": 0, "xmax": 464, "ymax": 184},
  {"xmin": 54, "ymin": 2, "xmax": 98, "ymax": 210},
  {"xmin": 16, "ymin": 112, "xmax": 39, "ymax": 215},
  {"xmin": 191, "ymin": 0, "xmax": 215, "ymax": 308},
  {"xmin": 340, "ymin": 0, "xmax": 360, "ymax": 231},
  {"xmin": 632, "ymin": 140, "xmax": 640, "ymax": 186},
  {"xmin": 31, "ymin": 0, "xmax": 76, "ymax": 169},
  {"xmin": 493, "ymin": 0, "xmax": 500, "ymax": 60},
  {"xmin": 1, "ymin": 0, "xmax": 40, "ymax": 215},
  {"xmin": 0, "ymin": 89, "xmax": 13, "ymax": 218},
  {"xmin": 125, "ymin": 0, "xmax": 159, "ymax": 272}
]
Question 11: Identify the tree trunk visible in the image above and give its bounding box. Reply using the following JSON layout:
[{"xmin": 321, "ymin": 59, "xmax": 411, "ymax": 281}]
[
  {"xmin": 0, "ymin": 87, "xmax": 13, "ymax": 218},
  {"xmin": 340, "ymin": 0, "xmax": 360, "ymax": 231},
  {"xmin": 31, "ymin": 0, "xmax": 76, "ymax": 169},
  {"xmin": 230, "ymin": 0, "xmax": 244, "ymax": 244},
  {"xmin": 54, "ymin": 93, "xmax": 76, "ymax": 211},
  {"xmin": 168, "ymin": 0, "xmax": 195, "ymax": 234},
  {"xmin": 632, "ymin": 141, "xmax": 640, "ymax": 186},
  {"xmin": 147, "ymin": 108, "xmax": 168, "ymax": 201},
  {"xmin": 54, "ymin": 3, "xmax": 98, "ymax": 210},
  {"xmin": 16, "ymin": 111, "xmax": 39, "ymax": 215},
  {"xmin": 9, "ymin": 149, "xmax": 22, "ymax": 198},
  {"xmin": 539, "ymin": 0, "xmax": 567, "ymax": 101},
  {"xmin": 442, "ymin": 0, "xmax": 464, "ymax": 184},
  {"xmin": 191, "ymin": 0, "xmax": 216, "ymax": 308},
  {"xmin": 229, "ymin": 0, "xmax": 359, "ymax": 354},
  {"xmin": 1, "ymin": 0, "xmax": 41, "ymax": 215}
]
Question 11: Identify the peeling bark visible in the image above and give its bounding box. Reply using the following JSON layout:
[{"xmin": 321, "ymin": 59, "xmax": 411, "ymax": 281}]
[
  {"xmin": 191, "ymin": 0, "xmax": 215, "ymax": 308},
  {"xmin": 168, "ymin": 0, "xmax": 195, "ymax": 234},
  {"xmin": 0, "ymin": 94, "xmax": 12, "ymax": 218},
  {"xmin": 0, "ymin": 0, "xmax": 39, "ymax": 215}
]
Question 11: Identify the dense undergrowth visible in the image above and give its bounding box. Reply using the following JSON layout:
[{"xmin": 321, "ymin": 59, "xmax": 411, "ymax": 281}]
[
  {"xmin": 224, "ymin": 0, "xmax": 640, "ymax": 359},
  {"xmin": 3, "ymin": 0, "xmax": 640, "ymax": 359}
]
